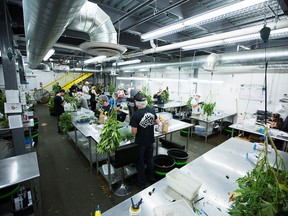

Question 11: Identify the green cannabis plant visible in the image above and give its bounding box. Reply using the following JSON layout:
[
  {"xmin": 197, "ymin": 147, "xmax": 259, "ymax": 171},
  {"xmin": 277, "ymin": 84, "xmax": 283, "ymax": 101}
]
[{"xmin": 229, "ymin": 126, "xmax": 288, "ymax": 216}]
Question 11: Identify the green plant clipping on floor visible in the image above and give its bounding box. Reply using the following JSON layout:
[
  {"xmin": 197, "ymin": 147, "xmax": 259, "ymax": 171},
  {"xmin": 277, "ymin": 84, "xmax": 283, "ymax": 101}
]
[
  {"xmin": 59, "ymin": 112, "xmax": 73, "ymax": 135},
  {"xmin": 96, "ymin": 109, "xmax": 122, "ymax": 154},
  {"xmin": 228, "ymin": 127, "xmax": 288, "ymax": 215}
]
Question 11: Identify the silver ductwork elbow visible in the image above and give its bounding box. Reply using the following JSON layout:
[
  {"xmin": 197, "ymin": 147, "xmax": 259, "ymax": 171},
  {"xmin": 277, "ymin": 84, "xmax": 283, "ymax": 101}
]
[
  {"xmin": 23, "ymin": 0, "xmax": 87, "ymax": 68},
  {"xmin": 68, "ymin": 1, "xmax": 117, "ymax": 44}
]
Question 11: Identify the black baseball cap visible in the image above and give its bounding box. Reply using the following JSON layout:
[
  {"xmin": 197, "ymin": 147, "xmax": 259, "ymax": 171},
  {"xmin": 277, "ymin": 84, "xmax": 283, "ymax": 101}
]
[{"xmin": 134, "ymin": 92, "xmax": 146, "ymax": 101}]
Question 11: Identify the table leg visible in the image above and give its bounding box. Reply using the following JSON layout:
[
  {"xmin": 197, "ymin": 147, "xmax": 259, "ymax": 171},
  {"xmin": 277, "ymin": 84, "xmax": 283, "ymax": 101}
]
[
  {"xmin": 186, "ymin": 127, "xmax": 189, "ymax": 151},
  {"xmin": 89, "ymin": 138, "xmax": 93, "ymax": 172},
  {"xmin": 108, "ymin": 152, "xmax": 111, "ymax": 190},
  {"xmin": 220, "ymin": 119, "xmax": 223, "ymax": 135},
  {"xmin": 205, "ymin": 122, "xmax": 208, "ymax": 143},
  {"xmin": 231, "ymin": 129, "xmax": 234, "ymax": 137},
  {"xmin": 95, "ymin": 146, "xmax": 99, "ymax": 174},
  {"xmin": 156, "ymin": 138, "xmax": 159, "ymax": 155},
  {"xmin": 28, "ymin": 128, "xmax": 32, "ymax": 152},
  {"xmin": 74, "ymin": 127, "xmax": 78, "ymax": 151}
]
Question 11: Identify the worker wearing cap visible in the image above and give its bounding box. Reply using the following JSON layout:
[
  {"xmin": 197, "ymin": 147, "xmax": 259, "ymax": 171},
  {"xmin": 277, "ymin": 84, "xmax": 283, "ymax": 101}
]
[
  {"xmin": 98, "ymin": 95, "xmax": 111, "ymax": 115},
  {"xmin": 76, "ymin": 92, "xmax": 89, "ymax": 109},
  {"xmin": 130, "ymin": 92, "xmax": 160, "ymax": 189},
  {"xmin": 82, "ymin": 81, "xmax": 90, "ymax": 94},
  {"xmin": 191, "ymin": 93, "xmax": 203, "ymax": 115}
]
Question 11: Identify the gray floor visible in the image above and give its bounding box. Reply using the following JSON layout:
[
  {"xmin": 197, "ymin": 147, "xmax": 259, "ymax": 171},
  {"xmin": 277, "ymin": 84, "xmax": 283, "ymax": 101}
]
[{"xmin": 34, "ymin": 104, "xmax": 229, "ymax": 216}]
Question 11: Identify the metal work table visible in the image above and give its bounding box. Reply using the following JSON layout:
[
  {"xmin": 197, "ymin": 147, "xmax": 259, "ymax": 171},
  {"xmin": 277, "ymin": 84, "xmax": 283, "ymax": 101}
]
[
  {"xmin": 229, "ymin": 123, "xmax": 288, "ymax": 151},
  {"xmin": 190, "ymin": 113, "xmax": 237, "ymax": 142},
  {"xmin": 102, "ymin": 138, "xmax": 288, "ymax": 216},
  {"xmin": 0, "ymin": 152, "xmax": 42, "ymax": 215},
  {"xmin": 0, "ymin": 118, "xmax": 35, "ymax": 152},
  {"xmin": 153, "ymin": 101, "xmax": 187, "ymax": 110},
  {"xmin": 154, "ymin": 119, "xmax": 193, "ymax": 154}
]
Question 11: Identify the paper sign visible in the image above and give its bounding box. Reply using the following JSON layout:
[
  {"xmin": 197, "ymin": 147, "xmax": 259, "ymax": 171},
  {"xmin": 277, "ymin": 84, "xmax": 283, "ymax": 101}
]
[
  {"xmin": 5, "ymin": 90, "xmax": 20, "ymax": 103},
  {"xmin": 4, "ymin": 103, "xmax": 22, "ymax": 113},
  {"xmin": 8, "ymin": 115, "xmax": 23, "ymax": 129}
]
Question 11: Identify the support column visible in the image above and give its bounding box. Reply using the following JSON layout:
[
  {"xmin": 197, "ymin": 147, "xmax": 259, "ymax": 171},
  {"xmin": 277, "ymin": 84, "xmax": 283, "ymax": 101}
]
[{"xmin": 0, "ymin": 1, "xmax": 26, "ymax": 155}]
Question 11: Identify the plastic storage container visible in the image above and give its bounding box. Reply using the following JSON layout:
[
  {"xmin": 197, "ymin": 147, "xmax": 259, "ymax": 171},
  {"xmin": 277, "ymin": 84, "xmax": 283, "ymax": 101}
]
[
  {"xmin": 166, "ymin": 168, "xmax": 202, "ymax": 201},
  {"xmin": 153, "ymin": 200, "xmax": 196, "ymax": 216}
]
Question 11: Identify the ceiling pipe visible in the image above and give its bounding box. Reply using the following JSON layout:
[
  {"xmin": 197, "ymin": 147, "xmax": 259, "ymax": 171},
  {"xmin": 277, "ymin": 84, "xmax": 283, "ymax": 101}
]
[
  {"xmin": 23, "ymin": 0, "xmax": 87, "ymax": 68},
  {"xmin": 67, "ymin": 1, "xmax": 116, "ymax": 44},
  {"xmin": 120, "ymin": 0, "xmax": 190, "ymax": 32},
  {"xmin": 113, "ymin": 0, "xmax": 155, "ymax": 25},
  {"xmin": 106, "ymin": 46, "xmax": 288, "ymax": 71}
]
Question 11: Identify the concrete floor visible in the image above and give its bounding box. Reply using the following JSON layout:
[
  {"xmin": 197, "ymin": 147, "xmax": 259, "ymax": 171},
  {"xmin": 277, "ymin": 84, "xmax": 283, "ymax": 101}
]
[{"xmin": 34, "ymin": 104, "xmax": 229, "ymax": 216}]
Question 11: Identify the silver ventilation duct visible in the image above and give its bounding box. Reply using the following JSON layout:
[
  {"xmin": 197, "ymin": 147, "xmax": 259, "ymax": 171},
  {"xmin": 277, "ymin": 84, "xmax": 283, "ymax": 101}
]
[
  {"xmin": 23, "ymin": 0, "xmax": 87, "ymax": 68},
  {"xmin": 23, "ymin": 0, "xmax": 126, "ymax": 68},
  {"xmin": 113, "ymin": 46, "xmax": 288, "ymax": 71},
  {"xmin": 68, "ymin": 1, "xmax": 126, "ymax": 57}
]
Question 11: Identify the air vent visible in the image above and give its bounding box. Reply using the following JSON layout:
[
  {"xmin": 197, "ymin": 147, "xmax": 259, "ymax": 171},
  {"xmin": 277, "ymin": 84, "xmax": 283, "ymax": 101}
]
[{"xmin": 80, "ymin": 42, "xmax": 127, "ymax": 57}]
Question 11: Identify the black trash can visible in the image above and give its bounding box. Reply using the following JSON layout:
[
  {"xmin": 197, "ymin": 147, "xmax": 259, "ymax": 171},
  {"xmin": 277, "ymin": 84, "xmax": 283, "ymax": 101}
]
[
  {"xmin": 33, "ymin": 118, "xmax": 39, "ymax": 130},
  {"xmin": 24, "ymin": 129, "xmax": 39, "ymax": 145},
  {"xmin": 180, "ymin": 119, "xmax": 191, "ymax": 137},
  {"xmin": 153, "ymin": 155, "xmax": 175, "ymax": 180},
  {"xmin": 167, "ymin": 149, "xmax": 189, "ymax": 168}
]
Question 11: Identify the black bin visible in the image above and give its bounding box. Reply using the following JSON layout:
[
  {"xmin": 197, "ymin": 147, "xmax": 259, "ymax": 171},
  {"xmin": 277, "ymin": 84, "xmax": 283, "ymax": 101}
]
[
  {"xmin": 167, "ymin": 149, "xmax": 189, "ymax": 168},
  {"xmin": 153, "ymin": 155, "xmax": 175, "ymax": 180}
]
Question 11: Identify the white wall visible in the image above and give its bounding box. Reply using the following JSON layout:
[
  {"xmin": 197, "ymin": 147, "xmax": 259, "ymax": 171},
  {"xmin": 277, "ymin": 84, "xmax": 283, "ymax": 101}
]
[{"xmin": 117, "ymin": 66, "xmax": 288, "ymax": 119}]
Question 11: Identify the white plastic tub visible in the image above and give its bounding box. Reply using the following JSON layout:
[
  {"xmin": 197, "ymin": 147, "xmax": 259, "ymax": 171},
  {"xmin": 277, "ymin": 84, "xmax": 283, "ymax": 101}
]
[
  {"xmin": 153, "ymin": 199, "xmax": 196, "ymax": 216},
  {"xmin": 166, "ymin": 168, "xmax": 202, "ymax": 201}
]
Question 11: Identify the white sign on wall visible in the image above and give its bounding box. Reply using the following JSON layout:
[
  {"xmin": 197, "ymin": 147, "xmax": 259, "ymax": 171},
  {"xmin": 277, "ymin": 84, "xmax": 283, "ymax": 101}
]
[{"xmin": 239, "ymin": 84, "xmax": 265, "ymax": 101}]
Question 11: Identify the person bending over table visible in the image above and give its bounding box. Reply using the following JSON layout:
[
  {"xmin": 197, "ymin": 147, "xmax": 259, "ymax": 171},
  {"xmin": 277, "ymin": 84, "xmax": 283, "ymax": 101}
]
[
  {"xmin": 268, "ymin": 113, "xmax": 284, "ymax": 129},
  {"xmin": 130, "ymin": 93, "xmax": 160, "ymax": 189}
]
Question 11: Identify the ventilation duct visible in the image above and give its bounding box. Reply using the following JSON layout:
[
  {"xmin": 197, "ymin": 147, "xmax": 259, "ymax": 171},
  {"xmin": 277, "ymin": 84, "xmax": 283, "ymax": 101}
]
[
  {"xmin": 111, "ymin": 46, "xmax": 288, "ymax": 71},
  {"xmin": 23, "ymin": 0, "xmax": 126, "ymax": 68},
  {"xmin": 68, "ymin": 1, "xmax": 126, "ymax": 57},
  {"xmin": 23, "ymin": 0, "xmax": 87, "ymax": 68}
]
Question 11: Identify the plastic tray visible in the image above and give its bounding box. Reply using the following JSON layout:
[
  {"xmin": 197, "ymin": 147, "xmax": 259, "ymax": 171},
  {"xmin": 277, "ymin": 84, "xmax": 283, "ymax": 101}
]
[
  {"xmin": 166, "ymin": 168, "xmax": 202, "ymax": 201},
  {"xmin": 153, "ymin": 200, "xmax": 196, "ymax": 216}
]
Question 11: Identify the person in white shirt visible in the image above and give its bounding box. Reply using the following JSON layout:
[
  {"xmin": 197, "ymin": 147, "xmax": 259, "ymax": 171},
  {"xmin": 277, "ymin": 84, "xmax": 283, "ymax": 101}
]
[
  {"xmin": 191, "ymin": 93, "xmax": 203, "ymax": 115},
  {"xmin": 82, "ymin": 81, "xmax": 90, "ymax": 94}
]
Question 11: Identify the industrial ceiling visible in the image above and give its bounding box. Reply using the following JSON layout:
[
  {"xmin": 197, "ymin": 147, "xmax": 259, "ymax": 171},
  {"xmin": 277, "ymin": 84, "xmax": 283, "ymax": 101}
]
[{"xmin": 3, "ymin": 0, "xmax": 288, "ymax": 71}]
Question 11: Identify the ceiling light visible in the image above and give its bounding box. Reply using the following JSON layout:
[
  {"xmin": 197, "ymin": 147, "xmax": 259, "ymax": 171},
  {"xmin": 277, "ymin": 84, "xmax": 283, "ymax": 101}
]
[
  {"xmin": 116, "ymin": 77, "xmax": 223, "ymax": 84},
  {"xmin": 182, "ymin": 28, "xmax": 288, "ymax": 51},
  {"xmin": 43, "ymin": 49, "xmax": 55, "ymax": 61},
  {"xmin": 84, "ymin": 55, "xmax": 107, "ymax": 65},
  {"xmin": 116, "ymin": 77, "xmax": 148, "ymax": 81},
  {"xmin": 141, "ymin": 0, "xmax": 267, "ymax": 40},
  {"xmin": 112, "ymin": 59, "xmax": 141, "ymax": 66}
]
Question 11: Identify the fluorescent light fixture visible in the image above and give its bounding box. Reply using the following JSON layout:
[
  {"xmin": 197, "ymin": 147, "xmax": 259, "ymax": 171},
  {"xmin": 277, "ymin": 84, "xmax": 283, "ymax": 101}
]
[
  {"xmin": 0, "ymin": 50, "xmax": 1, "ymax": 57},
  {"xmin": 182, "ymin": 28, "xmax": 288, "ymax": 51},
  {"xmin": 84, "ymin": 55, "xmax": 107, "ymax": 65},
  {"xmin": 112, "ymin": 59, "xmax": 141, "ymax": 67},
  {"xmin": 116, "ymin": 77, "xmax": 148, "ymax": 81},
  {"xmin": 43, "ymin": 49, "xmax": 55, "ymax": 61},
  {"xmin": 116, "ymin": 77, "xmax": 223, "ymax": 84},
  {"xmin": 141, "ymin": 0, "xmax": 267, "ymax": 40}
]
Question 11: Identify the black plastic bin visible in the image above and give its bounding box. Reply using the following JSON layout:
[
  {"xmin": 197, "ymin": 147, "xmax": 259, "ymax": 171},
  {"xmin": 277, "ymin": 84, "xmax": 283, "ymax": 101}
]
[
  {"xmin": 153, "ymin": 155, "xmax": 175, "ymax": 180},
  {"xmin": 33, "ymin": 118, "xmax": 39, "ymax": 130},
  {"xmin": 180, "ymin": 119, "xmax": 191, "ymax": 137},
  {"xmin": 24, "ymin": 129, "xmax": 39, "ymax": 145},
  {"xmin": 167, "ymin": 149, "xmax": 189, "ymax": 168}
]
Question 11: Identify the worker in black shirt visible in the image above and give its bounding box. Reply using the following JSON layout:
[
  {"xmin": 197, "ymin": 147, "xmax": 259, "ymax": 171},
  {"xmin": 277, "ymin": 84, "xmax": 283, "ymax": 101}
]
[
  {"xmin": 98, "ymin": 95, "xmax": 111, "ymax": 115},
  {"xmin": 54, "ymin": 89, "xmax": 66, "ymax": 133},
  {"xmin": 130, "ymin": 92, "xmax": 160, "ymax": 189}
]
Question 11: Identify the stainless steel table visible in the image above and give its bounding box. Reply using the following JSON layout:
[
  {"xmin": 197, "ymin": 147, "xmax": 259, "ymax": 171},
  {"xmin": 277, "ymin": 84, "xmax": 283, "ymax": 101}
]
[
  {"xmin": 102, "ymin": 138, "xmax": 288, "ymax": 216},
  {"xmin": 229, "ymin": 123, "xmax": 288, "ymax": 151},
  {"xmin": 190, "ymin": 113, "xmax": 237, "ymax": 142},
  {"xmin": 0, "ymin": 152, "xmax": 42, "ymax": 215},
  {"xmin": 0, "ymin": 118, "xmax": 35, "ymax": 152},
  {"xmin": 154, "ymin": 119, "xmax": 193, "ymax": 154}
]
